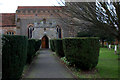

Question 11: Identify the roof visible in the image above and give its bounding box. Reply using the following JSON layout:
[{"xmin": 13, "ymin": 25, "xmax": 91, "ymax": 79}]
[
  {"xmin": 0, "ymin": 13, "xmax": 16, "ymax": 27},
  {"xmin": 17, "ymin": 6, "xmax": 64, "ymax": 10}
]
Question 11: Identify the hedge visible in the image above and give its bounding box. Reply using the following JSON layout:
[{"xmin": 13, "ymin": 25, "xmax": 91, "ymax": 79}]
[
  {"xmin": 27, "ymin": 39, "xmax": 36, "ymax": 64},
  {"xmin": 63, "ymin": 37, "xmax": 100, "ymax": 70},
  {"xmin": 50, "ymin": 39, "xmax": 55, "ymax": 52},
  {"xmin": 35, "ymin": 39, "xmax": 41, "ymax": 51},
  {"xmin": 54, "ymin": 39, "xmax": 64, "ymax": 57},
  {"xmin": 2, "ymin": 35, "xmax": 28, "ymax": 79}
]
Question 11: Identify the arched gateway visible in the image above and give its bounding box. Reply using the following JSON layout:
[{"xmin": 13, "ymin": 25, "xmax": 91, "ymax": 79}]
[{"xmin": 41, "ymin": 35, "xmax": 49, "ymax": 48}]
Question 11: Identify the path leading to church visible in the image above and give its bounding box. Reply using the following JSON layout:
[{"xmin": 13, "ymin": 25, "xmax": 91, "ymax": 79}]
[{"xmin": 23, "ymin": 49, "xmax": 74, "ymax": 78}]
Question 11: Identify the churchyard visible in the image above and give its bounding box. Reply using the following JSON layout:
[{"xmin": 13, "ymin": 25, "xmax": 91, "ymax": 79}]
[
  {"xmin": 0, "ymin": 0, "xmax": 120, "ymax": 80},
  {"xmin": 1, "ymin": 35, "xmax": 119, "ymax": 79}
]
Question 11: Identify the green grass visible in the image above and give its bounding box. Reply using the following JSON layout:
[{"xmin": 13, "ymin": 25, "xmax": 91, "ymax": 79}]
[
  {"xmin": 62, "ymin": 48, "xmax": 119, "ymax": 78},
  {"xmin": 96, "ymin": 48, "xmax": 118, "ymax": 78}
]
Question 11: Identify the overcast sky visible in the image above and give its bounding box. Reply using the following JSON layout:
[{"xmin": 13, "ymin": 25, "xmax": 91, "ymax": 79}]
[{"xmin": 0, "ymin": 0, "xmax": 65, "ymax": 13}]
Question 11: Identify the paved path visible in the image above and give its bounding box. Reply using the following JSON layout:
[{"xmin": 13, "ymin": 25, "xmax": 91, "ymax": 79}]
[{"xmin": 23, "ymin": 49, "xmax": 75, "ymax": 78}]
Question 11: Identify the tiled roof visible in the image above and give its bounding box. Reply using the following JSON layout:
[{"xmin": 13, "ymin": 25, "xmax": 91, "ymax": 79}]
[
  {"xmin": 0, "ymin": 13, "xmax": 16, "ymax": 27},
  {"xmin": 17, "ymin": 6, "xmax": 64, "ymax": 10}
]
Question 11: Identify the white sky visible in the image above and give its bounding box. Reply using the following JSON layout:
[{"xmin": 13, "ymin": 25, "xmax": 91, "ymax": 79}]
[{"xmin": 0, "ymin": 0, "xmax": 65, "ymax": 13}]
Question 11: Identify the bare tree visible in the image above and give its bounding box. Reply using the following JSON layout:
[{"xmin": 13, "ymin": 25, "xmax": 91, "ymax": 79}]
[{"xmin": 55, "ymin": 0, "xmax": 120, "ymax": 45}]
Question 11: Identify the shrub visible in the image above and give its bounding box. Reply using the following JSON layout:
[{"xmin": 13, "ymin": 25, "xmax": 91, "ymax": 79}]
[
  {"xmin": 27, "ymin": 39, "xmax": 36, "ymax": 64},
  {"xmin": 2, "ymin": 35, "xmax": 28, "ymax": 79},
  {"xmin": 50, "ymin": 39, "xmax": 55, "ymax": 52},
  {"xmin": 54, "ymin": 39, "xmax": 64, "ymax": 57},
  {"xmin": 35, "ymin": 39, "xmax": 41, "ymax": 51},
  {"xmin": 63, "ymin": 37, "xmax": 100, "ymax": 70}
]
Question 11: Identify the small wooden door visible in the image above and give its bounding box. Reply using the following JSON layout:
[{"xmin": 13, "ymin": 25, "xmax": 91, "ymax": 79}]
[{"xmin": 41, "ymin": 35, "xmax": 49, "ymax": 48}]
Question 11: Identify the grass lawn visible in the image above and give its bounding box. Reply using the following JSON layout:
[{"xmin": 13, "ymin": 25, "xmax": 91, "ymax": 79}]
[
  {"xmin": 96, "ymin": 48, "xmax": 118, "ymax": 78},
  {"xmin": 64, "ymin": 48, "xmax": 119, "ymax": 78}
]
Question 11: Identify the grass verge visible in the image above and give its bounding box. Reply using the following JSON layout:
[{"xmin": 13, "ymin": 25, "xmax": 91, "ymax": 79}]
[{"xmin": 61, "ymin": 48, "xmax": 119, "ymax": 78}]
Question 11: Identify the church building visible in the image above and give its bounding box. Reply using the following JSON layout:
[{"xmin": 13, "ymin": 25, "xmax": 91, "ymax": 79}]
[{"xmin": 0, "ymin": 6, "xmax": 78, "ymax": 48}]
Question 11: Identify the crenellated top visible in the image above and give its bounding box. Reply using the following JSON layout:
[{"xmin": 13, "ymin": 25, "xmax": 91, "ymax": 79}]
[
  {"xmin": 17, "ymin": 6, "xmax": 64, "ymax": 10},
  {"xmin": 16, "ymin": 6, "xmax": 64, "ymax": 14}
]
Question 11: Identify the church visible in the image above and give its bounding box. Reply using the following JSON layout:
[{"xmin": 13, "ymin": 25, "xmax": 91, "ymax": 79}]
[
  {"xmin": 0, "ymin": 6, "xmax": 77, "ymax": 38},
  {"xmin": 0, "ymin": 6, "xmax": 79, "ymax": 48}
]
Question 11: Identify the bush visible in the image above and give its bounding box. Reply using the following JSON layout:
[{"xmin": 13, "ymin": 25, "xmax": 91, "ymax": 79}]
[
  {"xmin": 35, "ymin": 39, "xmax": 41, "ymax": 51},
  {"xmin": 2, "ymin": 35, "xmax": 28, "ymax": 79},
  {"xmin": 63, "ymin": 37, "xmax": 100, "ymax": 70},
  {"xmin": 27, "ymin": 39, "xmax": 36, "ymax": 64},
  {"xmin": 50, "ymin": 39, "xmax": 55, "ymax": 52},
  {"xmin": 54, "ymin": 39, "xmax": 64, "ymax": 57}
]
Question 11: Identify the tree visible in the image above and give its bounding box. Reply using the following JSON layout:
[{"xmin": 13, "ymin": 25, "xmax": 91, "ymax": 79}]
[
  {"xmin": 56, "ymin": 0, "xmax": 120, "ymax": 44},
  {"xmin": 77, "ymin": 26, "xmax": 115, "ymax": 47}
]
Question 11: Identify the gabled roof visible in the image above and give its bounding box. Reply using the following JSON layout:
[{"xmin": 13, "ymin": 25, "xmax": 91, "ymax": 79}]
[
  {"xmin": 0, "ymin": 13, "xmax": 16, "ymax": 27},
  {"xmin": 17, "ymin": 6, "xmax": 64, "ymax": 10}
]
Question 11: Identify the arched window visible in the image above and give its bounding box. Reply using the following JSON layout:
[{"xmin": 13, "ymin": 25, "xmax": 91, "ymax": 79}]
[
  {"xmin": 6, "ymin": 31, "xmax": 15, "ymax": 35},
  {"xmin": 28, "ymin": 25, "xmax": 34, "ymax": 38},
  {"xmin": 58, "ymin": 28, "xmax": 62, "ymax": 38},
  {"xmin": 56, "ymin": 25, "xmax": 62, "ymax": 38}
]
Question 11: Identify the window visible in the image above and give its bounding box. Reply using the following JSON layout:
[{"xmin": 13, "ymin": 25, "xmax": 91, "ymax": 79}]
[
  {"xmin": 28, "ymin": 26, "xmax": 34, "ymax": 38},
  {"xmin": 6, "ymin": 31, "xmax": 15, "ymax": 35},
  {"xmin": 56, "ymin": 25, "xmax": 62, "ymax": 38}
]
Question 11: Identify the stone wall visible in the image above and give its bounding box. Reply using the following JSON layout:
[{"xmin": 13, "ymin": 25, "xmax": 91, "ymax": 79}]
[
  {"xmin": 32, "ymin": 28, "xmax": 57, "ymax": 39},
  {"xmin": 0, "ymin": 27, "xmax": 17, "ymax": 35},
  {"xmin": 16, "ymin": 7, "xmax": 73, "ymax": 38}
]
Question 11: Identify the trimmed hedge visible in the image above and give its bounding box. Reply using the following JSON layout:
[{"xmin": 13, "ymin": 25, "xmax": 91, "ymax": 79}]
[
  {"xmin": 35, "ymin": 39, "xmax": 41, "ymax": 51},
  {"xmin": 54, "ymin": 39, "xmax": 64, "ymax": 57},
  {"xmin": 27, "ymin": 39, "xmax": 36, "ymax": 64},
  {"xmin": 50, "ymin": 39, "xmax": 55, "ymax": 52},
  {"xmin": 2, "ymin": 35, "xmax": 28, "ymax": 79},
  {"xmin": 63, "ymin": 37, "xmax": 100, "ymax": 70}
]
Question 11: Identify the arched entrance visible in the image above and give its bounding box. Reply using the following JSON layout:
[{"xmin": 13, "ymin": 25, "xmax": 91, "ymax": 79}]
[{"xmin": 41, "ymin": 35, "xmax": 49, "ymax": 48}]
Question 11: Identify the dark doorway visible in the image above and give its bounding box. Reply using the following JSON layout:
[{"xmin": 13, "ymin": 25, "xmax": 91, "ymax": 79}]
[{"xmin": 41, "ymin": 35, "xmax": 49, "ymax": 48}]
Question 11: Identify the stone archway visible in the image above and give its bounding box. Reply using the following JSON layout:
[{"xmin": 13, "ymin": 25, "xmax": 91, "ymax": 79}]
[{"xmin": 41, "ymin": 35, "xmax": 49, "ymax": 48}]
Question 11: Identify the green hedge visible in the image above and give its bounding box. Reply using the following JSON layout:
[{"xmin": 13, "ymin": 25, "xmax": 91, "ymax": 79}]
[
  {"xmin": 35, "ymin": 39, "xmax": 41, "ymax": 51},
  {"xmin": 2, "ymin": 35, "xmax": 28, "ymax": 79},
  {"xmin": 50, "ymin": 39, "xmax": 55, "ymax": 52},
  {"xmin": 54, "ymin": 39, "xmax": 64, "ymax": 57},
  {"xmin": 63, "ymin": 37, "xmax": 100, "ymax": 70},
  {"xmin": 27, "ymin": 39, "xmax": 36, "ymax": 64}
]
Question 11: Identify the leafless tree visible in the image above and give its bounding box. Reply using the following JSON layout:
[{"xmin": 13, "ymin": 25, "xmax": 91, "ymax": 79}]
[{"xmin": 55, "ymin": 0, "xmax": 120, "ymax": 45}]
